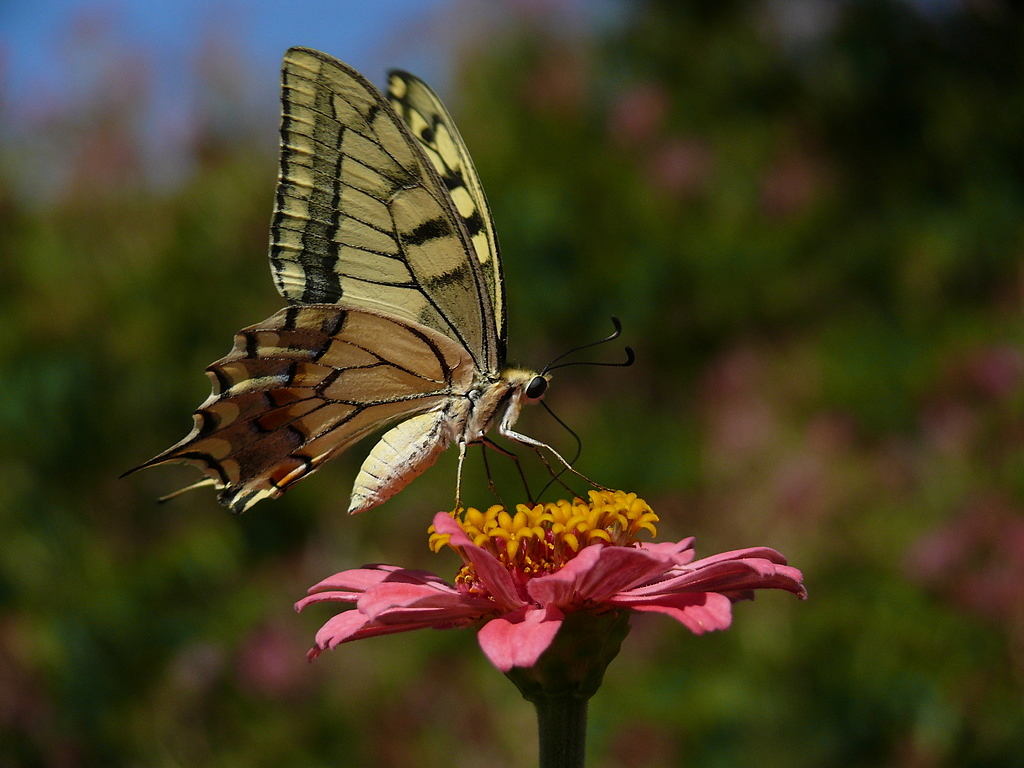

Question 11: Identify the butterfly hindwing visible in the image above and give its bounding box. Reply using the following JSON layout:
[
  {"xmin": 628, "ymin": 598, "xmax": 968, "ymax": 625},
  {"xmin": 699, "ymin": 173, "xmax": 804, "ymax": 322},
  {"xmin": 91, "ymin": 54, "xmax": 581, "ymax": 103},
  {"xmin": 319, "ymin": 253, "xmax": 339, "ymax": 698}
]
[
  {"xmin": 270, "ymin": 47, "xmax": 500, "ymax": 372},
  {"xmin": 134, "ymin": 305, "xmax": 475, "ymax": 513}
]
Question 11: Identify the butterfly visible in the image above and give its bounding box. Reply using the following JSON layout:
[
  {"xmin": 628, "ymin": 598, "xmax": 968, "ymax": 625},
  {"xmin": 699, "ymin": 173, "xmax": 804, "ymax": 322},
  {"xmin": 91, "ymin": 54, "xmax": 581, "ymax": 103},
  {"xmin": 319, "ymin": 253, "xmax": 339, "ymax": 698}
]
[{"xmin": 126, "ymin": 47, "xmax": 582, "ymax": 514}]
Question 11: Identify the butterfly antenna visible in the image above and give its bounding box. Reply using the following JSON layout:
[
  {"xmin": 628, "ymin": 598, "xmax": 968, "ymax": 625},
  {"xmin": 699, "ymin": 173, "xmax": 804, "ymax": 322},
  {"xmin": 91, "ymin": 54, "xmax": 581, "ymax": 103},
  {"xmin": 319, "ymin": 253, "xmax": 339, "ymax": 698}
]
[{"xmin": 542, "ymin": 316, "xmax": 635, "ymax": 374}]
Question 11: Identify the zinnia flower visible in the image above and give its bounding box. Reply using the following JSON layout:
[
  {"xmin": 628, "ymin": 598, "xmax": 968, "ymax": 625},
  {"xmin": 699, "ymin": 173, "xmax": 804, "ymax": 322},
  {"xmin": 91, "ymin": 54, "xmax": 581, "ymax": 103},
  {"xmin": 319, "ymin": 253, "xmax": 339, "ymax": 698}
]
[{"xmin": 297, "ymin": 491, "xmax": 806, "ymax": 674}]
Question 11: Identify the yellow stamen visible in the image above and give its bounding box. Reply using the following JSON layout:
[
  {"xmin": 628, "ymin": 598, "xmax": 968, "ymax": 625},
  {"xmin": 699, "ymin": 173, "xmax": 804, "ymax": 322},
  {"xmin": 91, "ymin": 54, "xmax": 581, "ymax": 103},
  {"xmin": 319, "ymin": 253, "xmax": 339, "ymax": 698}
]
[{"xmin": 429, "ymin": 491, "xmax": 658, "ymax": 587}]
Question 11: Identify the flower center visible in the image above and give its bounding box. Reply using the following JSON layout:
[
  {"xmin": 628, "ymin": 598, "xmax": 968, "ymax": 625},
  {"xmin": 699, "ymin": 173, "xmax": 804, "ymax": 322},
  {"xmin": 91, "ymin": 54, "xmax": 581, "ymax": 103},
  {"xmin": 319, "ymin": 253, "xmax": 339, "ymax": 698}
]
[{"xmin": 429, "ymin": 490, "xmax": 658, "ymax": 590}]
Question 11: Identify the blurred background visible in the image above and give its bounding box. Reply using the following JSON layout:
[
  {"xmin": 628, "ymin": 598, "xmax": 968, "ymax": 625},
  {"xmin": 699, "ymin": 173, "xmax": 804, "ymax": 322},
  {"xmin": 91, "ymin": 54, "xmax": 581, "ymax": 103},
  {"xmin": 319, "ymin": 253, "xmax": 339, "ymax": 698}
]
[{"xmin": 2, "ymin": 0, "xmax": 1023, "ymax": 765}]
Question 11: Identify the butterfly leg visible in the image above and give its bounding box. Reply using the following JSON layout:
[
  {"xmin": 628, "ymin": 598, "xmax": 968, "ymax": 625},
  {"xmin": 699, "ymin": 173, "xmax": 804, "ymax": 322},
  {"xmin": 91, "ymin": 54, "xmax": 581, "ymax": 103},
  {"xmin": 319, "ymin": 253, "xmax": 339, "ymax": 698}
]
[
  {"xmin": 499, "ymin": 426, "xmax": 610, "ymax": 494},
  {"xmin": 479, "ymin": 437, "xmax": 535, "ymax": 505},
  {"xmin": 477, "ymin": 442, "xmax": 506, "ymax": 508},
  {"xmin": 455, "ymin": 440, "xmax": 469, "ymax": 511},
  {"xmin": 519, "ymin": 439, "xmax": 585, "ymax": 499},
  {"xmin": 530, "ymin": 451, "xmax": 580, "ymax": 501}
]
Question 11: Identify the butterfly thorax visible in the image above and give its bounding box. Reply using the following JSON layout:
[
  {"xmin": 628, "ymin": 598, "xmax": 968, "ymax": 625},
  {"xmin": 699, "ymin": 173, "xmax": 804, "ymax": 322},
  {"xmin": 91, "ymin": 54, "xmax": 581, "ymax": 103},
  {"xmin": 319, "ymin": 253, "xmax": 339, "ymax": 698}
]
[{"xmin": 346, "ymin": 366, "xmax": 548, "ymax": 514}]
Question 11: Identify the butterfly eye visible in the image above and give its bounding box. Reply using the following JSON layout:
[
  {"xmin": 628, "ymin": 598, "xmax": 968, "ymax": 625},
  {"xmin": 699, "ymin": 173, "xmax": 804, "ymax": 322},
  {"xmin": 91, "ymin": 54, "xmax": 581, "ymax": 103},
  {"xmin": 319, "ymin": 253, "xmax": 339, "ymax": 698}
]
[{"xmin": 525, "ymin": 376, "xmax": 548, "ymax": 400}]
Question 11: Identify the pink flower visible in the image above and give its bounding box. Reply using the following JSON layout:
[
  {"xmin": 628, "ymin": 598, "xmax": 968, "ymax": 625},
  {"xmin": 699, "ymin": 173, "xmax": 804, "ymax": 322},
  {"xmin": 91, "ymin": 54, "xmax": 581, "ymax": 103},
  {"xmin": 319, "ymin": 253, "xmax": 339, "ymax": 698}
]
[{"xmin": 297, "ymin": 492, "xmax": 805, "ymax": 673}]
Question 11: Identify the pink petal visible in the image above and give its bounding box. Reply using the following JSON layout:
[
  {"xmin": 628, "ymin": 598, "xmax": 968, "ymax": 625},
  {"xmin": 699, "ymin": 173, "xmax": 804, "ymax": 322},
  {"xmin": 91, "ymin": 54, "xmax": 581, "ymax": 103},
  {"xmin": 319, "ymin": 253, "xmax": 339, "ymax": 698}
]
[
  {"xmin": 626, "ymin": 557, "xmax": 806, "ymax": 599},
  {"xmin": 432, "ymin": 512, "xmax": 525, "ymax": 612},
  {"xmin": 525, "ymin": 545, "xmax": 603, "ymax": 606},
  {"xmin": 295, "ymin": 590, "xmax": 360, "ymax": 611},
  {"xmin": 306, "ymin": 565, "xmax": 448, "ymax": 594},
  {"xmin": 578, "ymin": 546, "xmax": 679, "ymax": 601},
  {"xmin": 477, "ymin": 605, "xmax": 565, "ymax": 672},
  {"xmin": 528, "ymin": 544, "xmax": 676, "ymax": 607},
  {"xmin": 624, "ymin": 592, "xmax": 734, "ymax": 634},
  {"xmin": 690, "ymin": 546, "xmax": 791, "ymax": 567},
  {"xmin": 296, "ymin": 565, "xmax": 464, "ymax": 612},
  {"xmin": 432, "ymin": 512, "xmax": 476, "ymax": 548},
  {"xmin": 310, "ymin": 610, "xmax": 448, "ymax": 659},
  {"xmin": 359, "ymin": 581, "xmax": 495, "ymax": 624},
  {"xmin": 359, "ymin": 580, "xmax": 462, "ymax": 611},
  {"xmin": 311, "ymin": 608, "xmax": 375, "ymax": 651},
  {"xmin": 640, "ymin": 537, "xmax": 697, "ymax": 565}
]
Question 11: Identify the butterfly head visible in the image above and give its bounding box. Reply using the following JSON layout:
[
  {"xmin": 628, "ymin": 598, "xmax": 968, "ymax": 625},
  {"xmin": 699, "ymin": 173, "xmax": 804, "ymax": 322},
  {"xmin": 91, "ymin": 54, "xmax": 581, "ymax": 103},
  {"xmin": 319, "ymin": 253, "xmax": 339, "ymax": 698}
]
[
  {"xmin": 525, "ymin": 373, "xmax": 549, "ymax": 401},
  {"xmin": 502, "ymin": 368, "xmax": 551, "ymax": 403}
]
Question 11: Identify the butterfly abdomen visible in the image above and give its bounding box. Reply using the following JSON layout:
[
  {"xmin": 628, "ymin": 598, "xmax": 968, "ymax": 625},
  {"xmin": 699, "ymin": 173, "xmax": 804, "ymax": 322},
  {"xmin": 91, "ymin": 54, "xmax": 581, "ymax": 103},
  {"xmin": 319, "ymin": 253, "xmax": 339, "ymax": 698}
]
[{"xmin": 348, "ymin": 410, "xmax": 455, "ymax": 513}]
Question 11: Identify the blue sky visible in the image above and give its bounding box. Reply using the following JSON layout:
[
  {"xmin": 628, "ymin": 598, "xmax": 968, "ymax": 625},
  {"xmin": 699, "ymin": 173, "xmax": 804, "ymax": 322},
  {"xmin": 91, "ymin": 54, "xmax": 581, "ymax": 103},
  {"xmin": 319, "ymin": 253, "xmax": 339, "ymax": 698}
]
[
  {"xmin": 0, "ymin": 0, "xmax": 615, "ymax": 193},
  {"xmin": 0, "ymin": 0, "xmax": 458, "ymax": 114},
  {"xmin": 0, "ymin": 0, "xmax": 617, "ymax": 115},
  {"xmin": 0, "ymin": 0, "xmax": 957, "ymax": 134},
  {"xmin": 0, "ymin": 0, "xmax": 502, "ymax": 191}
]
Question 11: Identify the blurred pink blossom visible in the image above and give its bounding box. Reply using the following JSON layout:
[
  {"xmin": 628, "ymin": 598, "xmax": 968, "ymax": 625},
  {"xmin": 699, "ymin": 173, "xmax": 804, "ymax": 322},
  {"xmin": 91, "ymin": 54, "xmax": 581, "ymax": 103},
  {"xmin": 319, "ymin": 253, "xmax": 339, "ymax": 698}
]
[
  {"xmin": 760, "ymin": 151, "xmax": 822, "ymax": 217},
  {"xmin": 906, "ymin": 494, "xmax": 1024, "ymax": 624},
  {"xmin": 921, "ymin": 401, "xmax": 978, "ymax": 458},
  {"xmin": 608, "ymin": 83, "xmax": 669, "ymax": 146},
  {"xmin": 235, "ymin": 622, "xmax": 311, "ymax": 699},
  {"xmin": 648, "ymin": 137, "xmax": 715, "ymax": 197},
  {"xmin": 522, "ymin": 49, "xmax": 587, "ymax": 118},
  {"xmin": 967, "ymin": 345, "xmax": 1023, "ymax": 401}
]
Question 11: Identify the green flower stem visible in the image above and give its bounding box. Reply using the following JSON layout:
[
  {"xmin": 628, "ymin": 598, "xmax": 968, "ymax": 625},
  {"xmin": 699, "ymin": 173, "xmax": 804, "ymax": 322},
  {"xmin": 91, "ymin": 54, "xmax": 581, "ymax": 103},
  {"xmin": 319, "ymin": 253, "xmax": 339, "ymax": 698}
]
[
  {"xmin": 533, "ymin": 693, "xmax": 588, "ymax": 768},
  {"xmin": 505, "ymin": 610, "xmax": 632, "ymax": 768}
]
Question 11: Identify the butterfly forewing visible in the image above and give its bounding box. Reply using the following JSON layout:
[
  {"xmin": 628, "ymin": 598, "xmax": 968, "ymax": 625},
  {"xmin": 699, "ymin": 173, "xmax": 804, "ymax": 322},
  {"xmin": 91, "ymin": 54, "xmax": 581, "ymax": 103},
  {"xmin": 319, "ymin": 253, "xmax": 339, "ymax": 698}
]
[
  {"xmin": 270, "ymin": 47, "xmax": 501, "ymax": 372},
  {"xmin": 387, "ymin": 71, "xmax": 506, "ymax": 361}
]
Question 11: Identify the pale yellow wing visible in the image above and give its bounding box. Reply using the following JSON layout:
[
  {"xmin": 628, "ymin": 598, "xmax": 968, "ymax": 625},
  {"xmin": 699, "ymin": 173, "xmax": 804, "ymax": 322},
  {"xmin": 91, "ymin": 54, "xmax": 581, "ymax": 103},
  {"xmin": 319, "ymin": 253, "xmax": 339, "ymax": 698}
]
[
  {"xmin": 269, "ymin": 47, "xmax": 501, "ymax": 372},
  {"xmin": 386, "ymin": 70, "xmax": 506, "ymax": 362},
  {"xmin": 128, "ymin": 306, "xmax": 475, "ymax": 513}
]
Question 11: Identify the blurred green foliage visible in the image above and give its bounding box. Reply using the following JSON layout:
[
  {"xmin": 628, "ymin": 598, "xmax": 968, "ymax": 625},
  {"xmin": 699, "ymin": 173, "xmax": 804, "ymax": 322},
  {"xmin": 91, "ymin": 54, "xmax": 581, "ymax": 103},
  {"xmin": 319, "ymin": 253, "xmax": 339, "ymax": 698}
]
[{"xmin": 2, "ymin": 1, "xmax": 1023, "ymax": 766}]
